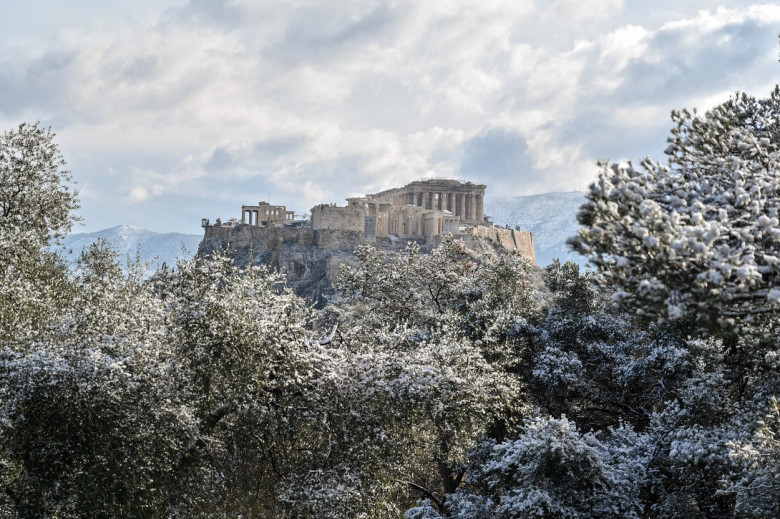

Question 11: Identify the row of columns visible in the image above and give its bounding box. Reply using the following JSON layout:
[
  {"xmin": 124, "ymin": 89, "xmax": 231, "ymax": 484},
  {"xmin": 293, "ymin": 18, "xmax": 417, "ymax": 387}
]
[
  {"xmin": 406, "ymin": 191, "xmax": 483, "ymax": 221},
  {"xmin": 242, "ymin": 209, "xmax": 263, "ymax": 226},
  {"xmin": 242, "ymin": 207, "xmax": 290, "ymax": 226}
]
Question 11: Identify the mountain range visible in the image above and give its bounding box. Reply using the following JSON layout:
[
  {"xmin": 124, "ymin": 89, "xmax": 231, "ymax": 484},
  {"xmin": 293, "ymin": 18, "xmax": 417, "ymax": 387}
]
[
  {"xmin": 58, "ymin": 192, "xmax": 589, "ymax": 274},
  {"xmin": 484, "ymin": 191, "xmax": 588, "ymax": 267},
  {"xmin": 57, "ymin": 225, "xmax": 203, "ymax": 276}
]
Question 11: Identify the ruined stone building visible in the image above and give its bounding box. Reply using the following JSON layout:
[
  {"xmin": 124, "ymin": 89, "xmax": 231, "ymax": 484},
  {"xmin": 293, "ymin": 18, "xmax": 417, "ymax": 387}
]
[
  {"xmin": 241, "ymin": 201, "xmax": 297, "ymax": 226},
  {"xmin": 311, "ymin": 179, "xmax": 485, "ymax": 245}
]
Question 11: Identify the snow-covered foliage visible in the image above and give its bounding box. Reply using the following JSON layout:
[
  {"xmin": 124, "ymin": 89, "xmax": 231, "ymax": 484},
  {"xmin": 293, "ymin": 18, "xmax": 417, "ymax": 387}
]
[
  {"xmin": 334, "ymin": 237, "xmax": 536, "ymax": 514},
  {"xmin": 571, "ymin": 87, "xmax": 780, "ymax": 328},
  {"xmin": 0, "ymin": 123, "xmax": 79, "ymax": 248},
  {"xmin": 0, "ymin": 123, "xmax": 78, "ymax": 345},
  {"xmin": 407, "ymin": 416, "xmax": 645, "ymax": 519},
  {"xmin": 0, "ymin": 241, "xmax": 194, "ymax": 517},
  {"xmin": 3, "ymin": 94, "xmax": 780, "ymax": 519}
]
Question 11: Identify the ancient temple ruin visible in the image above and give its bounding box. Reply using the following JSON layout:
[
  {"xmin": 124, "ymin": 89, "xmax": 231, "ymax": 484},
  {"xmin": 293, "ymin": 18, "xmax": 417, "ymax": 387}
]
[
  {"xmin": 241, "ymin": 201, "xmax": 297, "ymax": 226},
  {"xmin": 311, "ymin": 178, "xmax": 486, "ymax": 244}
]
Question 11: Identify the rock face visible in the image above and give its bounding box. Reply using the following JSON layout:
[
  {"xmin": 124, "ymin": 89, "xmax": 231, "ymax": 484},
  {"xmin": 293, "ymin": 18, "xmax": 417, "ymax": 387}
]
[
  {"xmin": 199, "ymin": 222, "xmax": 536, "ymax": 307},
  {"xmin": 198, "ymin": 224, "xmax": 355, "ymax": 306}
]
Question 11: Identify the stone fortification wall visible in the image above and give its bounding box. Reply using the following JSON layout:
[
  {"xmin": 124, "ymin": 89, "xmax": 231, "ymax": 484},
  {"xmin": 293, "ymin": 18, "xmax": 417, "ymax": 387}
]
[
  {"xmin": 201, "ymin": 222, "xmax": 535, "ymax": 264},
  {"xmin": 200, "ymin": 224, "xmax": 314, "ymax": 255},
  {"xmin": 512, "ymin": 231, "xmax": 536, "ymax": 264},
  {"xmin": 311, "ymin": 204, "xmax": 364, "ymax": 233},
  {"xmin": 198, "ymin": 223, "xmax": 536, "ymax": 307},
  {"xmin": 462, "ymin": 226, "xmax": 536, "ymax": 264},
  {"xmin": 314, "ymin": 229, "xmax": 363, "ymax": 251},
  {"xmin": 199, "ymin": 223, "xmax": 336, "ymax": 306}
]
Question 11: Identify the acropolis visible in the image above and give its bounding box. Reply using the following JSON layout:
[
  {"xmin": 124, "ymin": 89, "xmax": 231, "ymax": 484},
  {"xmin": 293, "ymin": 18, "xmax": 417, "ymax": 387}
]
[{"xmin": 202, "ymin": 178, "xmax": 535, "ymax": 263}]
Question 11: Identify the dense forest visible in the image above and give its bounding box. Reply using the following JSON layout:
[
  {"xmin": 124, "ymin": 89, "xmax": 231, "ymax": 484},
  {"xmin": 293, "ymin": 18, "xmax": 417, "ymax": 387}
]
[{"xmin": 1, "ymin": 88, "xmax": 779, "ymax": 518}]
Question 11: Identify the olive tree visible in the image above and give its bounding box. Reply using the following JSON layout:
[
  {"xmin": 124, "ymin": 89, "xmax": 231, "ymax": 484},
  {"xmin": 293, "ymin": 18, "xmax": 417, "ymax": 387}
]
[{"xmin": 0, "ymin": 123, "xmax": 79, "ymax": 344}]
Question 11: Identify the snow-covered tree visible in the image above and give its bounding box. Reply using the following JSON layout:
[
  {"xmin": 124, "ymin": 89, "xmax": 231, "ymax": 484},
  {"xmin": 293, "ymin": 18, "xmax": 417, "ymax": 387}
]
[
  {"xmin": 0, "ymin": 241, "xmax": 194, "ymax": 517},
  {"xmin": 0, "ymin": 123, "xmax": 78, "ymax": 345},
  {"xmin": 566, "ymin": 85, "xmax": 780, "ymax": 519},
  {"xmin": 151, "ymin": 252, "xmax": 327, "ymax": 515},
  {"xmin": 570, "ymin": 87, "xmax": 780, "ymax": 330},
  {"xmin": 336, "ymin": 239, "xmax": 534, "ymax": 513},
  {"xmin": 0, "ymin": 123, "xmax": 79, "ymax": 248},
  {"xmin": 407, "ymin": 416, "xmax": 647, "ymax": 519}
]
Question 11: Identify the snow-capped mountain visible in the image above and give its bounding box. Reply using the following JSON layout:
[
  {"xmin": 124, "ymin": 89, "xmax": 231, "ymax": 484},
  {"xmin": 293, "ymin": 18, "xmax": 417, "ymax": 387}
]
[
  {"xmin": 57, "ymin": 225, "xmax": 202, "ymax": 276},
  {"xmin": 485, "ymin": 191, "xmax": 588, "ymax": 268}
]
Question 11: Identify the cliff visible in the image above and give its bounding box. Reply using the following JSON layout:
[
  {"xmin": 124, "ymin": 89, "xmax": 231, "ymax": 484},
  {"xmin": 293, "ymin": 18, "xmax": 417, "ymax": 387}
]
[
  {"xmin": 198, "ymin": 223, "xmax": 535, "ymax": 307},
  {"xmin": 198, "ymin": 224, "xmax": 356, "ymax": 306}
]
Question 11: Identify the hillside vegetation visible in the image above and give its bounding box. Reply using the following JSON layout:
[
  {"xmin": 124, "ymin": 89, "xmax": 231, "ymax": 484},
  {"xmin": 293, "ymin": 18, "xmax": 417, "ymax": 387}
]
[{"xmin": 2, "ymin": 84, "xmax": 780, "ymax": 518}]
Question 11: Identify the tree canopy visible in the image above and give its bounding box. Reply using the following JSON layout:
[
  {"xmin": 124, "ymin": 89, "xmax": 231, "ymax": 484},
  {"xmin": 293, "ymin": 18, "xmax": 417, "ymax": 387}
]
[{"xmin": 2, "ymin": 85, "xmax": 780, "ymax": 519}]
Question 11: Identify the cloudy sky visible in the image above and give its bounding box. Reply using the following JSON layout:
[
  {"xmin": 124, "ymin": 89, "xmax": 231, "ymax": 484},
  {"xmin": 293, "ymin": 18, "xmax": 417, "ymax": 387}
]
[{"xmin": 2, "ymin": 1, "xmax": 779, "ymax": 233}]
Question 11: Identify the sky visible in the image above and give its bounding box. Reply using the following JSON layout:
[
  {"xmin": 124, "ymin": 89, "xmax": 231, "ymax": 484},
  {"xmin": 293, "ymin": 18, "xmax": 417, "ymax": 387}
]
[{"xmin": 1, "ymin": 0, "xmax": 779, "ymax": 234}]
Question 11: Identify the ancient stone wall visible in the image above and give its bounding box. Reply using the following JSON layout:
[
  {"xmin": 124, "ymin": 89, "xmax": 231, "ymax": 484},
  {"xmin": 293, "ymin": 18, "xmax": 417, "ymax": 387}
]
[
  {"xmin": 512, "ymin": 230, "xmax": 536, "ymax": 265},
  {"xmin": 462, "ymin": 226, "xmax": 536, "ymax": 264},
  {"xmin": 200, "ymin": 224, "xmax": 314, "ymax": 255},
  {"xmin": 311, "ymin": 204, "xmax": 364, "ymax": 233},
  {"xmin": 313, "ymin": 229, "xmax": 364, "ymax": 250}
]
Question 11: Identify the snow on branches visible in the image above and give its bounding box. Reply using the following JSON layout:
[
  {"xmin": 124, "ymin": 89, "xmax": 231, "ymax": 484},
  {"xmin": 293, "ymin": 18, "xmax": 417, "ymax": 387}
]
[{"xmin": 571, "ymin": 87, "xmax": 780, "ymax": 329}]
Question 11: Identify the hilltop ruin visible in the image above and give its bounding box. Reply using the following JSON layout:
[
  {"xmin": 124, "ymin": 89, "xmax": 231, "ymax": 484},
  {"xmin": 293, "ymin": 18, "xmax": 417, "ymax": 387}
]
[
  {"xmin": 199, "ymin": 179, "xmax": 536, "ymax": 304},
  {"xmin": 204, "ymin": 179, "xmax": 535, "ymax": 259}
]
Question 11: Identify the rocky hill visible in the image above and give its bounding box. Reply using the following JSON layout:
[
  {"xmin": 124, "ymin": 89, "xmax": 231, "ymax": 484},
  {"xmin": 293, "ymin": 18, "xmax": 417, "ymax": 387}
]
[{"xmin": 56, "ymin": 191, "xmax": 589, "ymax": 286}]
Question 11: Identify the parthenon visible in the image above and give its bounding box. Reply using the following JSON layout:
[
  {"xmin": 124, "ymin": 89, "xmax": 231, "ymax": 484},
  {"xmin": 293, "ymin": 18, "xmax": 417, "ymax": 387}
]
[
  {"xmin": 311, "ymin": 178, "xmax": 486, "ymax": 243},
  {"xmin": 367, "ymin": 178, "xmax": 486, "ymax": 224}
]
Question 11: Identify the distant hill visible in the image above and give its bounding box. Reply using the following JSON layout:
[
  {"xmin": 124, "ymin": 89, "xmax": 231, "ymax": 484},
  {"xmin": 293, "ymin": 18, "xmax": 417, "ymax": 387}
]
[
  {"xmin": 57, "ymin": 225, "xmax": 202, "ymax": 276},
  {"xmin": 485, "ymin": 191, "xmax": 588, "ymax": 268}
]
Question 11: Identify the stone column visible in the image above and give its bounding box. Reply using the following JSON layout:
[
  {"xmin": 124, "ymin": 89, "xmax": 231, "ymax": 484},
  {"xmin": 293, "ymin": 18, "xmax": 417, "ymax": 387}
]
[
  {"xmin": 465, "ymin": 194, "xmax": 473, "ymax": 221},
  {"xmin": 476, "ymin": 195, "xmax": 484, "ymax": 222}
]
